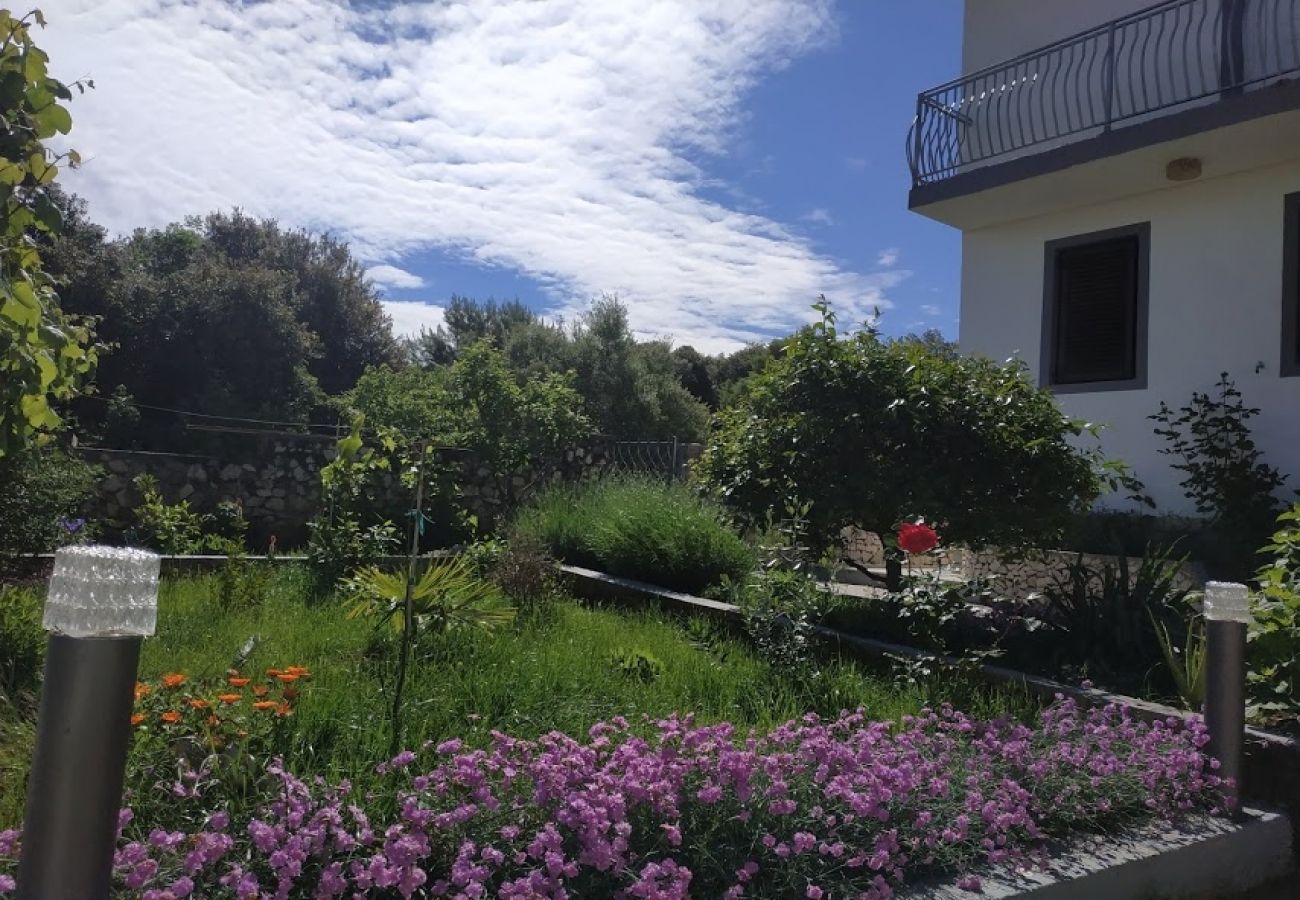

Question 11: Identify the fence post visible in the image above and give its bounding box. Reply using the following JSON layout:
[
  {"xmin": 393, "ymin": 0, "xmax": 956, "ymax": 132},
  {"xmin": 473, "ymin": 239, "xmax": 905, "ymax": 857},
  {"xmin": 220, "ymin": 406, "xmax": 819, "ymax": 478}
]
[{"xmin": 670, "ymin": 436, "xmax": 679, "ymax": 483}]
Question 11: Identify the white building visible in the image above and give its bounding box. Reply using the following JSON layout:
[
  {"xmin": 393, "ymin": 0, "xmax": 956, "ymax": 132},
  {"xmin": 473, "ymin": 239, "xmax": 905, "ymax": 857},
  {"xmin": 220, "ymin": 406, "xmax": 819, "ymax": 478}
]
[{"xmin": 910, "ymin": 0, "xmax": 1300, "ymax": 511}]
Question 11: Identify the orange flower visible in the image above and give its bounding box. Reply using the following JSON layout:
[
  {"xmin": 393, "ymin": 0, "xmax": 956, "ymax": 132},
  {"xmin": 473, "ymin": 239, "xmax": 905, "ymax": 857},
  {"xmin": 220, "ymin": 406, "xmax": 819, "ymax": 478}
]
[
  {"xmin": 227, "ymin": 676, "xmax": 250, "ymax": 688},
  {"xmin": 205, "ymin": 715, "xmax": 221, "ymax": 727},
  {"xmin": 252, "ymin": 700, "xmax": 277, "ymax": 711},
  {"xmin": 134, "ymin": 682, "xmax": 152, "ymax": 700},
  {"xmin": 275, "ymin": 672, "xmax": 299, "ymax": 684},
  {"xmin": 265, "ymin": 668, "xmax": 282, "ymax": 677},
  {"xmin": 188, "ymin": 698, "xmax": 210, "ymax": 710},
  {"xmin": 130, "ymin": 713, "xmax": 146, "ymax": 726},
  {"xmin": 160, "ymin": 710, "xmax": 182, "ymax": 724},
  {"xmin": 252, "ymin": 685, "xmax": 270, "ymax": 698},
  {"xmin": 275, "ymin": 702, "xmax": 292, "ymax": 717},
  {"xmin": 161, "ymin": 673, "xmax": 186, "ymax": 689},
  {"xmin": 284, "ymin": 666, "xmax": 311, "ymax": 678},
  {"xmin": 217, "ymin": 693, "xmax": 242, "ymax": 705},
  {"xmin": 282, "ymin": 687, "xmax": 299, "ymax": 701}
]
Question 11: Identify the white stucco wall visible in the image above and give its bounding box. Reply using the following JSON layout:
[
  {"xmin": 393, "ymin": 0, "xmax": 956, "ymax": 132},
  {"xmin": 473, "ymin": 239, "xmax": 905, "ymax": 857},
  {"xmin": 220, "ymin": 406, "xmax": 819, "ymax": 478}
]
[
  {"xmin": 959, "ymin": 160, "xmax": 1300, "ymax": 512},
  {"xmin": 962, "ymin": 0, "xmax": 1153, "ymax": 73}
]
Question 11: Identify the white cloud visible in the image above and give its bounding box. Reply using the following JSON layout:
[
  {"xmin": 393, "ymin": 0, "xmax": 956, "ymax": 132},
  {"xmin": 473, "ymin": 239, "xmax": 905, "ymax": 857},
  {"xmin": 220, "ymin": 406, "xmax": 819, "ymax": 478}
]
[
  {"xmin": 382, "ymin": 300, "xmax": 446, "ymax": 338},
  {"xmin": 366, "ymin": 264, "xmax": 426, "ymax": 291},
  {"xmin": 43, "ymin": 0, "xmax": 896, "ymax": 350},
  {"xmin": 876, "ymin": 247, "xmax": 900, "ymax": 268},
  {"xmin": 800, "ymin": 207, "xmax": 834, "ymax": 226},
  {"xmin": 920, "ymin": 303, "xmax": 941, "ymax": 316}
]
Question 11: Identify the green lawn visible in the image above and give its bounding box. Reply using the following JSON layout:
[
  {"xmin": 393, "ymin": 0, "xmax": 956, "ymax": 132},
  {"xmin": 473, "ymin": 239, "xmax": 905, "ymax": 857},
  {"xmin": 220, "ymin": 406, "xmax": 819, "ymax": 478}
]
[{"xmin": 1, "ymin": 564, "xmax": 1032, "ymax": 829}]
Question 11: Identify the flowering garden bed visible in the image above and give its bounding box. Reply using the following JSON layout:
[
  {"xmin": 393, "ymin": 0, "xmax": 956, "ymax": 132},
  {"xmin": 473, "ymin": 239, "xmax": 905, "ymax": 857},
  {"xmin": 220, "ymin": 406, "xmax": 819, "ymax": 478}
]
[{"xmin": 0, "ymin": 697, "xmax": 1226, "ymax": 898}]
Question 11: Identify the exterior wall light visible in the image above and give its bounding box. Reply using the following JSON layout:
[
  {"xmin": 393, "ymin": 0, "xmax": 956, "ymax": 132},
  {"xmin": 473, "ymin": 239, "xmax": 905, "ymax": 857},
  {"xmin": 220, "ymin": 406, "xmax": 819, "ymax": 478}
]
[
  {"xmin": 1165, "ymin": 156, "xmax": 1203, "ymax": 181},
  {"xmin": 1203, "ymin": 581, "xmax": 1251, "ymax": 818},
  {"xmin": 17, "ymin": 546, "xmax": 161, "ymax": 900}
]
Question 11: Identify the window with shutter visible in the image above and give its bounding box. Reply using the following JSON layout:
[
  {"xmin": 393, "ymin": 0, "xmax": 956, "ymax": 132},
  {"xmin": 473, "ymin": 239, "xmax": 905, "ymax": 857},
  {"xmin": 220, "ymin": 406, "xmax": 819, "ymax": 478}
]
[
  {"xmin": 1283, "ymin": 193, "xmax": 1300, "ymax": 377},
  {"xmin": 1041, "ymin": 224, "xmax": 1149, "ymax": 391}
]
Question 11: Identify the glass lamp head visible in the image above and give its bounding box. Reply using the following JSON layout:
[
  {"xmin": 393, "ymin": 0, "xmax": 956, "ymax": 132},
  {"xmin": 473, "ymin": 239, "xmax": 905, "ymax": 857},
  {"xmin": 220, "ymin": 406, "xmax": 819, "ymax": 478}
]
[{"xmin": 43, "ymin": 545, "xmax": 161, "ymax": 638}]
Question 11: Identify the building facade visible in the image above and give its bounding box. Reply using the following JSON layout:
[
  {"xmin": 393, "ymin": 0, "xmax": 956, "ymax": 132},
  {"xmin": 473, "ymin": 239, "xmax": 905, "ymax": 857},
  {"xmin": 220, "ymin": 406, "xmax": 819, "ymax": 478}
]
[{"xmin": 909, "ymin": 0, "xmax": 1300, "ymax": 511}]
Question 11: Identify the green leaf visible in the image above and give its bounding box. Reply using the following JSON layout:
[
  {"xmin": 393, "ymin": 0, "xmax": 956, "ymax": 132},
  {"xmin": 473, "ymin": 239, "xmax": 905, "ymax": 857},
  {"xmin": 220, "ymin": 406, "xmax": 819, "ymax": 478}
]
[
  {"xmin": 1, "ymin": 296, "xmax": 38, "ymax": 328},
  {"xmin": 0, "ymin": 159, "xmax": 24, "ymax": 185},
  {"xmin": 20, "ymin": 392, "xmax": 59, "ymax": 429},
  {"xmin": 27, "ymin": 152, "xmax": 49, "ymax": 182},
  {"xmin": 32, "ymin": 102, "xmax": 70, "ymax": 138},
  {"xmin": 23, "ymin": 47, "xmax": 48, "ymax": 81},
  {"xmin": 36, "ymin": 352, "xmax": 56, "ymax": 387}
]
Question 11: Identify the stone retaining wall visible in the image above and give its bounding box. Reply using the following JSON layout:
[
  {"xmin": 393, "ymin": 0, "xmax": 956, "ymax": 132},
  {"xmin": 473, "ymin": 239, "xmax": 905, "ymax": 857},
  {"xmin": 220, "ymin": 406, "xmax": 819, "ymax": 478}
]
[
  {"xmin": 840, "ymin": 526, "xmax": 1203, "ymax": 599},
  {"xmin": 76, "ymin": 439, "xmax": 694, "ymax": 548}
]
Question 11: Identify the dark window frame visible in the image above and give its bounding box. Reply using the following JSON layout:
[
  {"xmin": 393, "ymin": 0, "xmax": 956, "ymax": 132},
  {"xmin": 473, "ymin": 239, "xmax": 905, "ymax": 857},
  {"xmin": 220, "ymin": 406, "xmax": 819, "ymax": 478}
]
[
  {"xmin": 1282, "ymin": 193, "xmax": 1300, "ymax": 377},
  {"xmin": 1040, "ymin": 223, "xmax": 1150, "ymax": 393}
]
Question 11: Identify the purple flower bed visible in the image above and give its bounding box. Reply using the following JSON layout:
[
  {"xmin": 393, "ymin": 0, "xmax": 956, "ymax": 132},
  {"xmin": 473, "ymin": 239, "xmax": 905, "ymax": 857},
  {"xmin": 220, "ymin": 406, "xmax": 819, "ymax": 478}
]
[{"xmin": 0, "ymin": 697, "xmax": 1224, "ymax": 899}]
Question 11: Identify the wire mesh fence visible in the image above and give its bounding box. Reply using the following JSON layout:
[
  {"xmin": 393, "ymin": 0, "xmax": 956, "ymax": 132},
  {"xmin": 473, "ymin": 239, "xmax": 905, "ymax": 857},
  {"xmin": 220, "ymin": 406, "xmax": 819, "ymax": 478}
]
[{"xmin": 599, "ymin": 439, "xmax": 700, "ymax": 482}]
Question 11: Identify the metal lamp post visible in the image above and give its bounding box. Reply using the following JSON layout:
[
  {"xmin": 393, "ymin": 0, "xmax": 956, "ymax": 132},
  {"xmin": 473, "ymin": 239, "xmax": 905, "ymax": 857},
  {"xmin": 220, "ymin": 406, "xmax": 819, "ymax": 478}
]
[
  {"xmin": 1203, "ymin": 580, "xmax": 1251, "ymax": 820},
  {"xmin": 17, "ymin": 545, "xmax": 160, "ymax": 900}
]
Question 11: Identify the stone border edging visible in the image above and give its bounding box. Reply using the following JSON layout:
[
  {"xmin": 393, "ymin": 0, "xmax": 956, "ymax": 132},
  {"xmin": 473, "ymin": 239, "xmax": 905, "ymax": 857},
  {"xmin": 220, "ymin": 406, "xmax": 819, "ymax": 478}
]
[{"xmin": 908, "ymin": 808, "xmax": 1290, "ymax": 899}]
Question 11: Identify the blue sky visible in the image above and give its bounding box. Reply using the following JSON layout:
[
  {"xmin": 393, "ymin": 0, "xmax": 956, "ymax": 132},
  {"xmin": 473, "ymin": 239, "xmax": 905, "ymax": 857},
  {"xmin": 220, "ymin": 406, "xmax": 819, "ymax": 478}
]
[{"xmin": 47, "ymin": 0, "xmax": 966, "ymax": 354}]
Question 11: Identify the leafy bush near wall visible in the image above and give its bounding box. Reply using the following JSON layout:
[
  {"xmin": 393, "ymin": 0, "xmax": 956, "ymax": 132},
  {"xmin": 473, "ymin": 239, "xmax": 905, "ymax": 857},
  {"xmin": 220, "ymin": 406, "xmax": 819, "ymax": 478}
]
[
  {"xmin": 131, "ymin": 475, "xmax": 249, "ymax": 555},
  {"xmin": 1029, "ymin": 545, "xmax": 1195, "ymax": 698},
  {"xmin": 1151, "ymin": 372, "xmax": 1286, "ymax": 579},
  {"xmin": 1251, "ymin": 503, "xmax": 1300, "ymax": 726},
  {"xmin": 0, "ymin": 445, "xmax": 99, "ymax": 556},
  {"xmin": 513, "ymin": 477, "xmax": 754, "ymax": 594}
]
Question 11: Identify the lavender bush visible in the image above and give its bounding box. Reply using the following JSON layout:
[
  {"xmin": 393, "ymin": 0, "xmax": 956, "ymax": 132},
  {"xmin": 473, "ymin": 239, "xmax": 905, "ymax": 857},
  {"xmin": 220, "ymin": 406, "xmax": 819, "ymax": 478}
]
[{"xmin": 0, "ymin": 697, "xmax": 1223, "ymax": 899}]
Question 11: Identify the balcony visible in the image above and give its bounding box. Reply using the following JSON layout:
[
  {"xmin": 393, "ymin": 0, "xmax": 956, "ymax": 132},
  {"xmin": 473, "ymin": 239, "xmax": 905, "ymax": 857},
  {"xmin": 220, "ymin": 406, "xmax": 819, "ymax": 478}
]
[{"xmin": 908, "ymin": 0, "xmax": 1300, "ymax": 207}]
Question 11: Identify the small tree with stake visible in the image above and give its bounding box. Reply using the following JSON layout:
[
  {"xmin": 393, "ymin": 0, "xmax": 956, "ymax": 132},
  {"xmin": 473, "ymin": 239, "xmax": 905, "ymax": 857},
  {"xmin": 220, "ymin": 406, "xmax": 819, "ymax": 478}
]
[
  {"xmin": 345, "ymin": 440, "xmax": 512, "ymax": 756},
  {"xmin": 698, "ymin": 301, "xmax": 1114, "ymax": 588}
]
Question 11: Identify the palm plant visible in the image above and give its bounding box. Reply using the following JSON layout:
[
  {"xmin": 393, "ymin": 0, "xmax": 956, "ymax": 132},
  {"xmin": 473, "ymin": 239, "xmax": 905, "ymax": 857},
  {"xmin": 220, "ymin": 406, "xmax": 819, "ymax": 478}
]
[{"xmin": 345, "ymin": 555, "xmax": 514, "ymax": 637}]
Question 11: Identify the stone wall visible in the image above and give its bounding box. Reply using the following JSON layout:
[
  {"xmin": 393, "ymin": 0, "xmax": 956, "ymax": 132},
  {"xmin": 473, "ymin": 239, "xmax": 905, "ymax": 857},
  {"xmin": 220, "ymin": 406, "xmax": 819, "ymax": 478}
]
[
  {"xmin": 82, "ymin": 441, "xmax": 335, "ymax": 548},
  {"xmin": 77, "ymin": 439, "xmax": 695, "ymax": 549},
  {"xmin": 839, "ymin": 526, "xmax": 1203, "ymax": 599}
]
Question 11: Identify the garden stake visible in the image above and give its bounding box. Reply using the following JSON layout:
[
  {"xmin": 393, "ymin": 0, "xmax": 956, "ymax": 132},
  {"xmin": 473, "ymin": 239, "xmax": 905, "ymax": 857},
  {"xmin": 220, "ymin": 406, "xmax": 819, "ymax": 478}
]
[
  {"xmin": 17, "ymin": 546, "xmax": 161, "ymax": 900},
  {"xmin": 1203, "ymin": 580, "xmax": 1250, "ymax": 820},
  {"xmin": 390, "ymin": 442, "xmax": 428, "ymax": 758}
]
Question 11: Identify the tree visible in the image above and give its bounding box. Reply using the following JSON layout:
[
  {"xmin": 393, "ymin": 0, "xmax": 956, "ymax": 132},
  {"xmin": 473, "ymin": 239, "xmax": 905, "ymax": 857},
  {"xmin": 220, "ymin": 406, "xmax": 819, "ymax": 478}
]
[
  {"xmin": 570, "ymin": 297, "xmax": 709, "ymax": 440},
  {"xmin": 47, "ymin": 204, "xmax": 401, "ymax": 444},
  {"xmin": 697, "ymin": 302, "xmax": 1106, "ymax": 585},
  {"xmin": 0, "ymin": 10, "xmax": 97, "ymax": 456},
  {"xmin": 344, "ymin": 341, "xmax": 593, "ymax": 512},
  {"xmin": 406, "ymin": 294, "xmax": 711, "ymax": 441}
]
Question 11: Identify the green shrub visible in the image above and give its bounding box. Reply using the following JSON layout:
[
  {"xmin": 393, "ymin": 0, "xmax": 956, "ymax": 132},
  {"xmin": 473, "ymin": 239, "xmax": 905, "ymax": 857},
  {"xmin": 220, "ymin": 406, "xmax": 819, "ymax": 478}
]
[
  {"xmin": 1032, "ymin": 545, "xmax": 1194, "ymax": 697},
  {"xmin": 1251, "ymin": 503, "xmax": 1300, "ymax": 726},
  {"xmin": 0, "ymin": 445, "xmax": 99, "ymax": 556},
  {"xmin": 132, "ymin": 475, "xmax": 249, "ymax": 555},
  {"xmin": 1151, "ymin": 373, "xmax": 1285, "ymax": 579},
  {"xmin": 698, "ymin": 301, "xmax": 1114, "ymax": 573},
  {"xmin": 720, "ymin": 567, "xmax": 831, "ymax": 671},
  {"xmin": 514, "ymin": 477, "xmax": 754, "ymax": 594}
]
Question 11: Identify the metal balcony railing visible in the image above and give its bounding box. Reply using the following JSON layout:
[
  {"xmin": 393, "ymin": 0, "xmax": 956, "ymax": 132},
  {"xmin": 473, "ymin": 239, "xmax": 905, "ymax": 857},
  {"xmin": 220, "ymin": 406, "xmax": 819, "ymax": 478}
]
[{"xmin": 908, "ymin": 0, "xmax": 1300, "ymax": 187}]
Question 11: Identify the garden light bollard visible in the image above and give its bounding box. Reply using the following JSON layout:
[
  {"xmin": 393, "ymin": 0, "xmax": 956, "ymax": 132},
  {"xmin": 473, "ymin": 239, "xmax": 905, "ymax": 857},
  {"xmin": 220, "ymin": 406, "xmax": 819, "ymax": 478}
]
[
  {"xmin": 1203, "ymin": 580, "xmax": 1250, "ymax": 820},
  {"xmin": 17, "ymin": 545, "xmax": 161, "ymax": 900}
]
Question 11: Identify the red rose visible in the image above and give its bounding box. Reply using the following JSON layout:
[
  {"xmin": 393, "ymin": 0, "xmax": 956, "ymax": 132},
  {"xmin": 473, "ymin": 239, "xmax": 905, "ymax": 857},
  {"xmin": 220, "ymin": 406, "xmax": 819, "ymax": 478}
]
[{"xmin": 897, "ymin": 522, "xmax": 939, "ymax": 555}]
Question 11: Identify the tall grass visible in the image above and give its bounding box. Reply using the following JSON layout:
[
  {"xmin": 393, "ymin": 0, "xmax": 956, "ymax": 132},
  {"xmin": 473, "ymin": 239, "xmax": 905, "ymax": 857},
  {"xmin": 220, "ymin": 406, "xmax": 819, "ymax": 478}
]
[
  {"xmin": 513, "ymin": 476, "xmax": 756, "ymax": 593},
  {"xmin": 0, "ymin": 565, "xmax": 1033, "ymax": 829}
]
